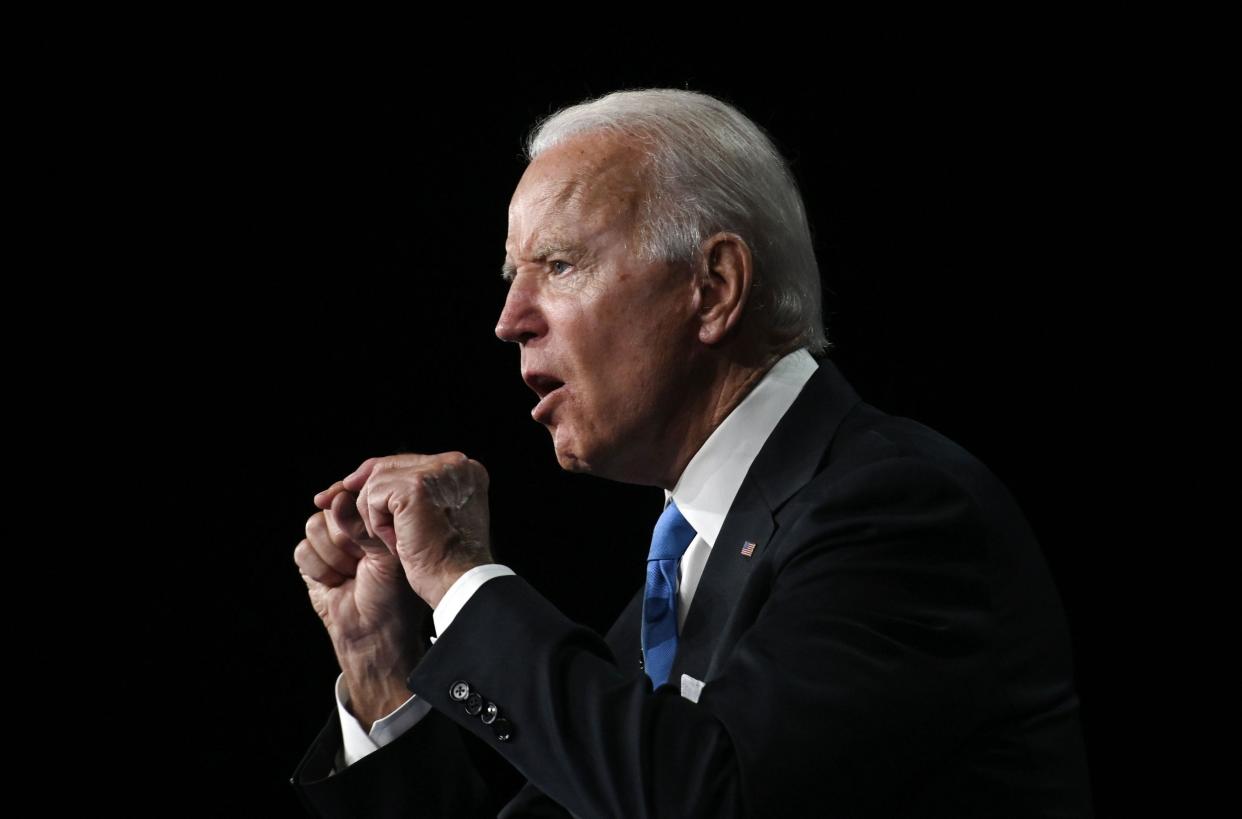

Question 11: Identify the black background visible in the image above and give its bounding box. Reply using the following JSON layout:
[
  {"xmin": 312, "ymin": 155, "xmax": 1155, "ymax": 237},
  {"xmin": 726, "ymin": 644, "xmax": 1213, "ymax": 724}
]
[{"xmin": 122, "ymin": 35, "xmax": 1129, "ymax": 816}]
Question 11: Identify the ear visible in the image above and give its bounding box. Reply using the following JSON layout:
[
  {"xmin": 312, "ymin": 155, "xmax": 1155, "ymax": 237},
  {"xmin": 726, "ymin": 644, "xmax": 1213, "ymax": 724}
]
[{"xmin": 695, "ymin": 232, "xmax": 753, "ymax": 346}]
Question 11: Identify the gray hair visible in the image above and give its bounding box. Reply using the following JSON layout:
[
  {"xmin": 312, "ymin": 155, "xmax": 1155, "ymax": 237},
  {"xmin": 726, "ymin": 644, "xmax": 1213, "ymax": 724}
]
[{"xmin": 526, "ymin": 88, "xmax": 830, "ymax": 354}]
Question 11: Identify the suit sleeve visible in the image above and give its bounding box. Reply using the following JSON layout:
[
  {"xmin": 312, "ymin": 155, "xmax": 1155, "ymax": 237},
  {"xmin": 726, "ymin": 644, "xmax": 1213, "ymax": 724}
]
[
  {"xmin": 290, "ymin": 703, "xmax": 495, "ymax": 818},
  {"xmin": 406, "ymin": 456, "xmax": 1000, "ymax": 818},
  {"xmin": 289, "ymin": 594, "xmax": 644, "ymax": 818}
]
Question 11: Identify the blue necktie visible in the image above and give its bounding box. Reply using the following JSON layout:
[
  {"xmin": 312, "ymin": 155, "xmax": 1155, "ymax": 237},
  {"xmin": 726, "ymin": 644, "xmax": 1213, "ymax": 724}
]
[{"xmin": 642, "ymin": 499, "xmax": 696, "ymax": 689}]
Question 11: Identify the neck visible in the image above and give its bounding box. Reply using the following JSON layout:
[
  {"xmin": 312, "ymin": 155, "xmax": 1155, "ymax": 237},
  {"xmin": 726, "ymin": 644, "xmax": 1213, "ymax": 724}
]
[{"xmin": 653, "ymin": 345, "xmax": 784, "ymax": 490}]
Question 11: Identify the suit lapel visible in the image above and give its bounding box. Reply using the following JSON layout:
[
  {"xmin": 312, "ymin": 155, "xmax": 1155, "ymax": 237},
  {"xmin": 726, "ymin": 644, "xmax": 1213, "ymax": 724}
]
[
  {"xmin": 668, "ymin": 483, "xmax": 774, "ymax": 684},
  {"xmin": 667, "ymin": 359, "xmax": 863, "ymax": 685}
]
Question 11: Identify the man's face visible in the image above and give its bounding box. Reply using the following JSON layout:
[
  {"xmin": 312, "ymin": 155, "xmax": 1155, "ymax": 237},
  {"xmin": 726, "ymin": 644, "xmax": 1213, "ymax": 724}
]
[{"xmin": 496, "ymin": 133, "xmax": 702, "ymax": 484}]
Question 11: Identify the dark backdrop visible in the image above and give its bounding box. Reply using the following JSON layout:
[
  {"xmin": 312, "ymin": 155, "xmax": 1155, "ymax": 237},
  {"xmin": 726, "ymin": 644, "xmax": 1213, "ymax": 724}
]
[{"xmin": 142, "ymin": 40, "xmax": 1119, "ymax": 817}]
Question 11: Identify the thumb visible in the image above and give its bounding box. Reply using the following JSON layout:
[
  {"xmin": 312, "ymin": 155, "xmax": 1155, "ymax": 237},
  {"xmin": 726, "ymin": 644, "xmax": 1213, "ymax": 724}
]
[{"xmin": 329, "ymin": 490, "xmax": 391, "ymax": 557}]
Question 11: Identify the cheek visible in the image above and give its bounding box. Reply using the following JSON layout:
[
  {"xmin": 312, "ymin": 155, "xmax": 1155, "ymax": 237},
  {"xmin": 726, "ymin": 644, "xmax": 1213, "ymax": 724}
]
[
  {"xmin": 582, "ymin": 361, "xmax": 668, "ymax": 435},
  {"xmin": 562, "ymin": 368, "xmax": 640, "ymax": 444},
  {"xmin": 560, "ymin": 285, "xmax": 689, "ymax": 419}
]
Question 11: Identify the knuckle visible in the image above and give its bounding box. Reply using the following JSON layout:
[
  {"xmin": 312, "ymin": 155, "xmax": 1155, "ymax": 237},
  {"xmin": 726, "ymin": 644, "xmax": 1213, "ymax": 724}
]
[
  {"xmin": 304, "ymin": 512, "xmax": 326, "ymax": 538},
  {"xmin": 371, "ymin": 456, "xmax": 397, "ymax": 474},
  {"xmin": 322, "ymin": 508, "xmax": 345, "ymax": 534}
]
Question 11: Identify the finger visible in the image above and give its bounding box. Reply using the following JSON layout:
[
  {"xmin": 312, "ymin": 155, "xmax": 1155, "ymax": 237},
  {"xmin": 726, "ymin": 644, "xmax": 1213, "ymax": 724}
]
[
  {"xmin": 313, "ymin": 480, "xmax": 348, "ymax": 510},
  {"xmin": 294, "ymin": 537, "xmax": 349, "ymax": 588},
  {"xmin": 343, "ymin": 457, "xmax": 381, "ymax": 493},
  {"xmin": 343, "ymin": 453, "xmax": 438, "ymax": 493},
  {"xmin": 325, "ymin": 491, "xmax": 369, "ymax": 557},
  {"xmin": 305, "ymin": 511, "xmax": 360, "ymax": 578},
  {"xmin": 363, "ymin": 479, "xmax": 400, "ymax": 553},
  {"xmin": 355, "ymin": 479, "xmax": 382, "ymax": 547}
]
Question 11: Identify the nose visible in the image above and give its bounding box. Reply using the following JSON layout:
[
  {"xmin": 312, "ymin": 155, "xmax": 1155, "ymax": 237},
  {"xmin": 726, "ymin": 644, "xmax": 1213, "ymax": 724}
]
[{"xmin": 495, "ymin": 273, "xmax": 546, "ymax": 345}]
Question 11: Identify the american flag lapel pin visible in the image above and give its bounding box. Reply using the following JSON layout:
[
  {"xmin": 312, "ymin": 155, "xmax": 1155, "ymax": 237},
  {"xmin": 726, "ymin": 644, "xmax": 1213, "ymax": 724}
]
[{"xmin": 740, "ymin": 540, "xmax": 756, "ymax": 558}]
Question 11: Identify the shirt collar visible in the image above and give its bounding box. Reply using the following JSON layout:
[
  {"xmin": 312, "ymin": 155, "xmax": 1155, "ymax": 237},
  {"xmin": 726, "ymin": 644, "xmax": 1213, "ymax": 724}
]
[{"xmin": 666, "ymin": 348, "xmax": 819, "ymax": 550}]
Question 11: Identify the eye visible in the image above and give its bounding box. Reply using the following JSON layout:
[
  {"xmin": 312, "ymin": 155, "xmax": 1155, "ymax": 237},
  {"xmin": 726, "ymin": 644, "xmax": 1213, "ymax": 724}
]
[{"xmin": 550, "ymin": 259, "xmax": 573, "ymax": 276}]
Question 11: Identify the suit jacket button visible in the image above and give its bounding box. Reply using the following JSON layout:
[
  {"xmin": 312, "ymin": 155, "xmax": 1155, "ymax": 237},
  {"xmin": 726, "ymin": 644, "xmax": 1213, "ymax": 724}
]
[
  {"xmin": 492, "ymin": 718, "xmax": 514, "ymax": 742},
  {"xmin": 481, "ymin": 702, "xmax": 499, "ymax": 725},
  {"xmin": 449, "ymin": 681, "xmax": 471, "ymax": 702},
  {"xmin": 463, "ymin": 692, "xmax": 484, "ymax": 716}
]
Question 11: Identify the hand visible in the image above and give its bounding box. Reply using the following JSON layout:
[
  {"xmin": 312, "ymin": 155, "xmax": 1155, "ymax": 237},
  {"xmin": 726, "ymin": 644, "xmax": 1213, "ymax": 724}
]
[
  {"xmin": 342, "ymin": 451, "xmax": 493, "ymax": 609},
  {"xmin": 295, "ymin": 485, "xmax": 428, "ymax": 730}
]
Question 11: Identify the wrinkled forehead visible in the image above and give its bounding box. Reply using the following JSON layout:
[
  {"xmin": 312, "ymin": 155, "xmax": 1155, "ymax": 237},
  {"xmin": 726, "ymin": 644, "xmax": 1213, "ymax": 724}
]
[{"xmin": 507, "ymin": 133, "xmax": 649, "ymax": 252}]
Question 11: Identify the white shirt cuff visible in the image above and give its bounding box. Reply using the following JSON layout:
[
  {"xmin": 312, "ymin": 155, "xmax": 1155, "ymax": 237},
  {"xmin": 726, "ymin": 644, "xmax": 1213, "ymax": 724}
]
[
  {"xmin": 332, "ymin": 564, "xmax": 515, "ymax": 771},
  {"xmin": 334, "ymin": 672, "xmax": 433, "ymax": 768},
  {"xmin": 432, "ymin": 564, "xmax": 515, "ymax": 638}
]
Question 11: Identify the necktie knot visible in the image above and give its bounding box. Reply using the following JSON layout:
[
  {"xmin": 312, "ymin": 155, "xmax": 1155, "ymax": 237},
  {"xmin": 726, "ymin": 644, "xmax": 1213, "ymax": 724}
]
[{"xmin": 648, "ymin": 500, "xmax": 696, "ymax": 562}]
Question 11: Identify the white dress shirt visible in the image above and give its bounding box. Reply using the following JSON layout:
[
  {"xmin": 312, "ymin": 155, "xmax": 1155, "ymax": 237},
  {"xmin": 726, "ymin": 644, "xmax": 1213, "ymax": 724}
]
[{"xmin": 333, "ymin": 348, "xmax": 819, "ymax": 770}]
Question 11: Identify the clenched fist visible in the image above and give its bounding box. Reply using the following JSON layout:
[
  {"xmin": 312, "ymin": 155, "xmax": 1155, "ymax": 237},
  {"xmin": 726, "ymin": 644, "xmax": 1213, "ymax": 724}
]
[
  {"xmin": 296, "ymin": 451, "xmax": 493, "ymax": 727},
  {"xmin": 295, "ymin": 486, "xmax": 427, "ymax": 730},
  {"xmin": 341, "ymin": 451, "xmax": 493, "ymax": 609}
]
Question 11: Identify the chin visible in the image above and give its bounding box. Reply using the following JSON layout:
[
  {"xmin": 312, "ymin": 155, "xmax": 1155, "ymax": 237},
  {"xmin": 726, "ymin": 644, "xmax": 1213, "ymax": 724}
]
[
  {"xmin": 557, "ymin": 455, "xmax": 592, "ymax": 474},
  {"xmin": 554, "ymin": 440, "xmax": 637, "ymax": 484},
  {"xmin": 548, "ymin": 427, "xmax": 592, "ymax": 474},
  {"xmin": 552, "ymin": 446, "xmax": 595, "ymax": 474}
]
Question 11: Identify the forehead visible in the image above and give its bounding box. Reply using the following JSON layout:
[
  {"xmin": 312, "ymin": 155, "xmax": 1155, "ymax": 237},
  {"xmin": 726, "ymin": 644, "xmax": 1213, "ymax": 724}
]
[{"xmin": 506, "ymin": 133, "xmax": 647, "ymax": 255}]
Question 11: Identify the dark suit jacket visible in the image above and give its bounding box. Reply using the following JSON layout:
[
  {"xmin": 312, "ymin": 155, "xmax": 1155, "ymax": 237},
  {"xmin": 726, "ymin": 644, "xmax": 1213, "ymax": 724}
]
[{"xmin": 291, "ymin": 359, "xmax": 1093, "ymax": 817}]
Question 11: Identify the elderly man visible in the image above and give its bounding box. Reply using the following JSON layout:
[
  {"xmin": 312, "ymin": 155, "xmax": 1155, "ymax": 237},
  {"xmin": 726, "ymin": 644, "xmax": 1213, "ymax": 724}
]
[{"xmin": 291, "ymin": 89, "xmax": 1092, "ymax": 817}]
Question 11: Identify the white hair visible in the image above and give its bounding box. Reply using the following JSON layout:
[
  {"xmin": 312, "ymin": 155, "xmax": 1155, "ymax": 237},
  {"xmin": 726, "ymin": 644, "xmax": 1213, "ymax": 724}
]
[{"xmin": 526, "ymin": 88, "xmax": 830, "ymax": 354}]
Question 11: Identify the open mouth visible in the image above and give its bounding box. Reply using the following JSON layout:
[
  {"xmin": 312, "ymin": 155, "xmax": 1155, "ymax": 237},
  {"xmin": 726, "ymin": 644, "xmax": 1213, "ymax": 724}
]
[
  {"xmin": 525, "ymin": 373, "xmax": 565, "ymax": 399},
  {"xmin": 524, "ymin": 373, "xmax": 567, "ymax": 422}
]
